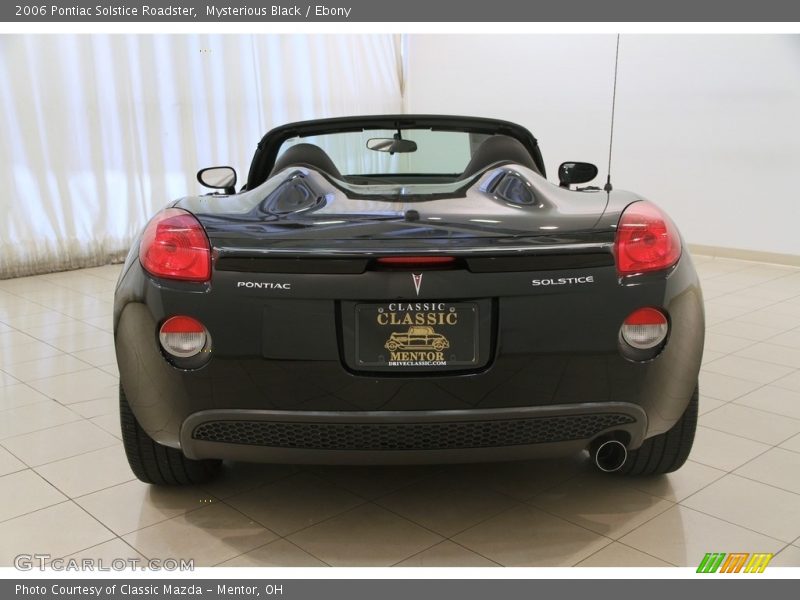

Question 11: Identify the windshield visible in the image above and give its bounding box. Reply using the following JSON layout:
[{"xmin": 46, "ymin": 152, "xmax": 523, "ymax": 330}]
[{"xmin": 278, "ymin": 129, "xmax": 493, "ymax": 176}]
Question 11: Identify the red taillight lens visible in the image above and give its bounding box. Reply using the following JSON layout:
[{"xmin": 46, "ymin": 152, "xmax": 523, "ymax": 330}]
[
  {"xmin": 621, "ymin": 307, "xmax": 669, "ymax": 350},
  {"xmin": 159, "ymin": 316, "xmax": 207, "ymax": 358},
  {"xmin": 614, "ymin": 201, "xmax": 681, "ymax": 276},
  {"xmin": 376, "ymin": 256, "xmax": 456, "ymax": 266},
  {"xmin": 140, "ymin": 208, "xmax": 211, "ymax": 282}
]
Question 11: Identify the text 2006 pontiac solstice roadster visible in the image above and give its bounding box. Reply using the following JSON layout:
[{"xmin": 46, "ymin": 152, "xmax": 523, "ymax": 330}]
[{"xmin": 114, "ymin": 115, "xmax": 704, "ymax": 485}]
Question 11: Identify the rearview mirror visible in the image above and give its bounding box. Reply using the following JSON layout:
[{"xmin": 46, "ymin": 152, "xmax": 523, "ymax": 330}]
[
  {"xmin": 366, "ymin": 138, "xmax": 418, "ymax": 154},
  {"xmin": 197, "ymin": 166, "xmax": 237, "ymax": 194},
  {"xmin": 558, "ymin": 162, "xmax": 598, "ymax": 188}
]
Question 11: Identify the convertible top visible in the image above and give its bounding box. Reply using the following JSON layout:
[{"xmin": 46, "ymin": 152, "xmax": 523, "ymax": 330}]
[{"xmin": 245, "ymin": 114, "xmax": 546, "ymax": 189}]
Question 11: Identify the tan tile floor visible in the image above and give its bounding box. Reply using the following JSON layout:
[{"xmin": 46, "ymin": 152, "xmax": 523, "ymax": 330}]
[{"xmin": 1, "ymin": 256, "xmax": 800, "ymax": 567}]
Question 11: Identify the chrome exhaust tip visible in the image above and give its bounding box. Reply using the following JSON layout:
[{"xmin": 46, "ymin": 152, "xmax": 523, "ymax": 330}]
[{"xmin": 592, "ymin": 439, "xmax": 628, "ymax": 473}]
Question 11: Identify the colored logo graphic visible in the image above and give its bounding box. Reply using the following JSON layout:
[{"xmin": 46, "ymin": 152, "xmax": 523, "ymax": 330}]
[{"xmin": 696, "ymin": 552, "xmax": 774, "ymax": 573}]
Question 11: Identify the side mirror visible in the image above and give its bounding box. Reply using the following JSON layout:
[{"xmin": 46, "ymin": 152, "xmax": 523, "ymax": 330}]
[
  {"xmin": 197, "ymin": 166, "xmax": 237, "ymax": 194},
  {"xmin": 558, "ymin": 162, "xmax": 598, "ymax": 188}
]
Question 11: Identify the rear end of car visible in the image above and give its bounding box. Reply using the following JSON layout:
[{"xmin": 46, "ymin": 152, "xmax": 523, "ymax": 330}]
[
  {"xmin": 114, "ymin": 116, "xmax": 704, "ymax": 484},
  {"xmin": 114, "ymin": 198, "xmax": 703, "ymax": 475}
]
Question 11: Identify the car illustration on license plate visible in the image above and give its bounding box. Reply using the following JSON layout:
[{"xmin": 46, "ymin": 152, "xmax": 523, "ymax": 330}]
[
  {"xmin": 385, "ymin": 326, "xmax": 450, "ymax": 353},
  {"xmin": 114, "ymin": 115, "xmax": 704, "ymax": 485}
]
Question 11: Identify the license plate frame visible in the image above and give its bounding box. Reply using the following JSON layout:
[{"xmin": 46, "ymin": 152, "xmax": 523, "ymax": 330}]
[{"xmin": 354, "ymin": 301, "xmax": 479, "ymax": 369}]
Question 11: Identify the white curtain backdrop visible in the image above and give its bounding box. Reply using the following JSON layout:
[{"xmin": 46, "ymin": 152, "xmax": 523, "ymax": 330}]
[{"xmin": 0, "ymin": 34, "xmax": 403, "ymax": 278}]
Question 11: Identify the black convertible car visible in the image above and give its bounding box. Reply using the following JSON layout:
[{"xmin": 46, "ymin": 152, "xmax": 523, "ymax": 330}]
[{"xmin": 114, "ymin": 115, "xmax": 704, "ymax": 485}]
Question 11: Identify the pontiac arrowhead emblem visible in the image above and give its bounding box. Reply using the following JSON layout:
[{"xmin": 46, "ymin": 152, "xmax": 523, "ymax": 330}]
[{"xmin": 412, "ymin": 273, "xmax": 423, "ymax": 296}]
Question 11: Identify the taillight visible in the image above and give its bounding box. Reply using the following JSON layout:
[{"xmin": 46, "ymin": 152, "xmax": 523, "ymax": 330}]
[
  {"xmin": 620, "ymin": 307, "xmax": 669, "ymax": 350},
  {"xmin": 140, "ymin": 208, "xmax": 211, "ymax": 282},
  {"xmin": 159, "ymin": 316, "xmax": 208, "ymax": 358},
  {"xmin": 614, "ymin": 201, "xmax": 681, "ymax": 276}
]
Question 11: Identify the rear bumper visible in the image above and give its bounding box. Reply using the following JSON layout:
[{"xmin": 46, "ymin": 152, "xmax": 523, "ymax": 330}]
[{"xmin": 180, "ymin": 403, "xmax": 647, "ymax": 464}]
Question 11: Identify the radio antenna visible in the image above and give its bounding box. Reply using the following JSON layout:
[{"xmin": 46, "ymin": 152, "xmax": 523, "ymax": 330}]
[{"xmin": 604, "ymin": 34, "xmax": 621, "ymax": 193}]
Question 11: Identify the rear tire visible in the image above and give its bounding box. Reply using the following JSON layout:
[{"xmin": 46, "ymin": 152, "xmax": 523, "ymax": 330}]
[
  {"xmin": 119, "ymin": 385, "xmax": 221, "ymax": 485},
  {"xmin": 618, "ymin": 384, "xmax": 698, "ymax": 476}
]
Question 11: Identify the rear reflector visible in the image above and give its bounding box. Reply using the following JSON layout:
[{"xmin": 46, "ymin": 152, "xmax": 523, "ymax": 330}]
[
  {"xmin": 376, "ymin": 256, "xmax": 456, "ymax": 266},
  {"xmin": 620, "ymin": 307, "xmax": 669, "ymax": 350},
  {"xmin": 159, "ymin": 316, "xmax": 207, "ymax": 358}
]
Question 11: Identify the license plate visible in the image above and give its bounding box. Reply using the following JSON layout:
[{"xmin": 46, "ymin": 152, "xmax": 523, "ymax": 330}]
[{"xmin": 355, "ymin": 302, "xmax": 479, "ymax": 369}]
